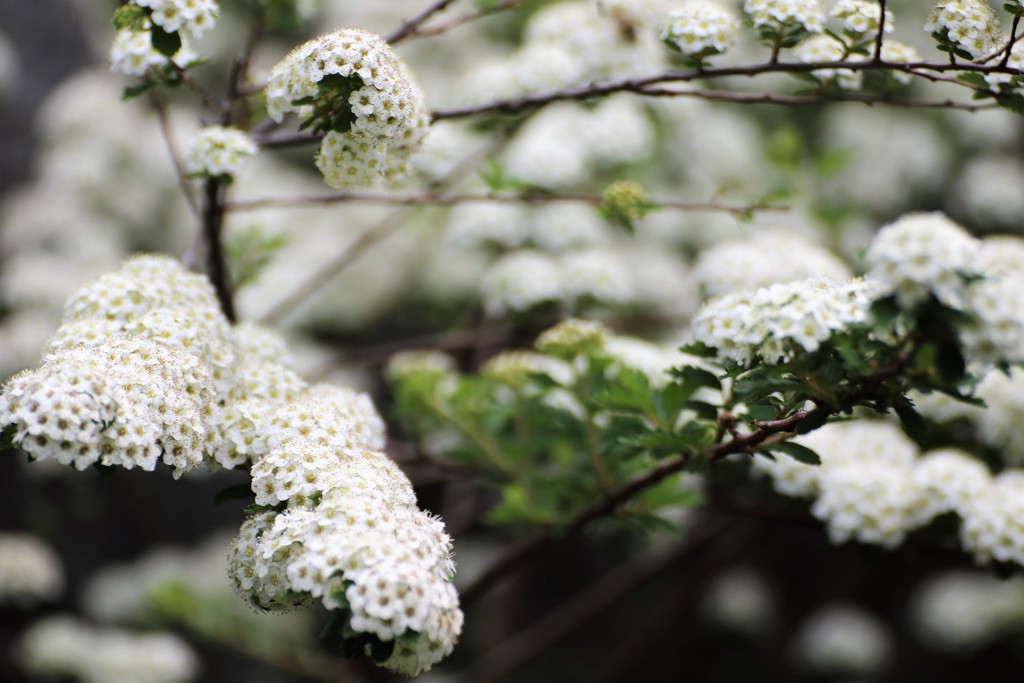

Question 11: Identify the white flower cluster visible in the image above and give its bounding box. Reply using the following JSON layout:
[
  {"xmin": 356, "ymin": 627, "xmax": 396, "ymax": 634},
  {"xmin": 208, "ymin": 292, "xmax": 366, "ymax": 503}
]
[
  {"xmin": 865, "ymin": 212, "xmax": 979, "ymax": 308},
  {"xmin": 744, "ymin": 0, "xmax": 826, "ymax": 35},
  {"xmin": 109, "ymin": 28, "xmax": 198, "ymax": 77},
  {"xmin": 866, "ymin": 213, "xmax": 1024, "ymax": 365},
  {"xmin": 228, "ymin": 450, "xmax": 462, "ymax": 676},
  {"xmin": 792, "ymin": 604, "xmax": 891, "ymax": 676},
  {"xmin": 265, "ymin": 28, "xmax": 430, "ymax": 189},
  {"xmin": 500, "ymin": 97, "xmax": 655, "ymax": 190},
  {"xmin": 693, "ymin": 231, "xmax": 851, "ymax": 298},
  {"xmin": 184, "ymin": 125, "xmax": 258, "ymax": 177},
  {"xmin": 754, "ymin": 421, "xmax": 996, "ymax": 549},
  {"xmin": 133, "ymin": 0, "xmax": 219, "ymax": 37},
  {"xmin": 794, "ymin": 35, "xmax": 864, "ymax": 89},
  {"xmin": 753, "ymin": 417, "xmax": 1024, "ymax": 564},
  {"xmin": 18, "ymin": 616, "xmax": 199, "ymax": 683},
  {"xmin": 690, "ymin": 276, "xmax": 881, "ymax": 364},
  {"xmin": 924, "ymin": 0, "xmax": 1001, "ymax": 59},
  {"xmin": 480, "ymin": 245, "xmax": 643, "ymax": 317},
  {"xmin": 661, "ymin": 0, "xmax": 741, "ymax": 59},
  {"xmin": 109, "ymin": 0, "xmax": 217, "ymax": 77},
  {"xmin": 960, "ymin": 471, "xmax": 1024, "ymax": 566},
  {"xmin": 0, "ymin": 533, "xmax": 63, "ymax": 606},
  {"xmin": 911, "ymin": 571, "xmax": 1024, "ymax": 652},
  {"xmin": 0, "ymin": 257, "xmax": 389, "ymax": 478},
  {"xmin": 916, "ymin": 368, "xmax": 1024, "ymax": 466},
  {"xmin": 0, "ymin": 256, "xmax": 231, "ymax": 476},
  {"xmin": 830, "ymin": 0, "xmax": 893, "ymax": 38}
]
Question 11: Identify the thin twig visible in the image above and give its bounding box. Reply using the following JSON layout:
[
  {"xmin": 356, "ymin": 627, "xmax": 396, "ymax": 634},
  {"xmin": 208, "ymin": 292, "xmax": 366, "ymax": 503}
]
[
  {"xmin": 431, "ymin": 58, "xmax": 1016, "ymax": 120},
  {"xmin": 872, "ymin": 0, "xmax": 887, "ymax": 62},
  {"xmin": 1003, "ymin": 16, "xmax": 1022, "ymax": 68},
  {"xmin": 256, "ymin": 208, "xmax": 411, "ymax": 325},
  {"xmin": 404, "ymin": 1, "xmax": 522, "ymax": 42},
  {"xmin": 633, "ymin": 84, "xmax": 991, "ymax": 111},
  {"xmin": 253, "ymin": 137, "xmax": 510, "ymax": 324},
  {"xmin": 387, "ymin": 0, "xmax": 460, "ymax": 43},
  {"xmin": 227, "ymin": 190, "xmax": 786, "ymax": 216},
  {"xmin": 149, "ymin": 92, "xmax": 200, "ymax": 220}
]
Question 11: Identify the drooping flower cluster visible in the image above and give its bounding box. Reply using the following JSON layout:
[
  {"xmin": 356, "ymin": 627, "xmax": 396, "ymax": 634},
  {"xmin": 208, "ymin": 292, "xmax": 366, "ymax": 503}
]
[
  {"xmin": 924, "ymin": 0, "xmax": 1001, "ymax": 59},
  {"xmin": 0, "ymin": 533, "xmax": 64, "ymax": 607},
  {"xmin": 661, "ymin": 0, "xmax": 741, "ymax": 61},
  {"xmin": 744, "ymin": 0, "xmax": 826, "ymax": 35},
  {"xmin": 109, "ymin": 0, "xmax": 217, "ymax": 77},
  {"xmin": 265, "ymin": 28, "xmax": 430, "ymax": 189},
  {"xmin": 1, "ymin": 256, "xmax": 464, "ymax": 675},
  {"xmin": 18, "ymin": 616, "xmax": 199, "ymax": 683},
  {"xmin": 184, "ymin": 125, "xmax": 258, "ymax": 178},
  {"xmin": 830, "ymin": 0, "xmax": 893, "ymax": 39},
  {"xmin": 228, "ymin": 449, "xmax": 462, "ymax": 677},
  {"xmin": 690, "ymin": 277, "xmax": 882, "ymax": 364}
]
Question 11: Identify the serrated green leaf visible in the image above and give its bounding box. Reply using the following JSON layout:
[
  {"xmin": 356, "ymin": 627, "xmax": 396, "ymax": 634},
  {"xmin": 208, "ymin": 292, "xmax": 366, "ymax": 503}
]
[
  {"xmin": 678, "ymin": 341, "xmax": 720, "ymax": 359},
  {"xmin": 681, "ymin": 366, "xmax": 722, "ymax": 391},
  {"xmin": 683, "ymin": 400, "xmax": 718, "ymax": 422},
  {"xmin": 769, "ymin": 441, "xmax": 821, "ymax": 465},
  {"xmin": 894, "ymin": 395, "xmax": 930, "ymax": 443}
]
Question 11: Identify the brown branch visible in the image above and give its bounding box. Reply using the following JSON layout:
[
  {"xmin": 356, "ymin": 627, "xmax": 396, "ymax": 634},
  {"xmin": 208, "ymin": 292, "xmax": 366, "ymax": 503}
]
[
  {"xmin": 387, "ymin": 0, "xmax": 460, "ymax": 43},
  {"xmin": 227, "ymin": 190, "xmax": 786, "ymax": 216},
  {"xmin": 430, "ymin": 59, "xmax": 1019, "ymax": 121},
  {"xmin": 633, "ymin": 85, "xmax": 991, "ymax": 111},
  {"xmin": 872, "ymin": 0, "xmax": 887, "ymax": 62},
  {"xmin": 202, "ymin": 179, "xmax": 236, "ymax": 322}
]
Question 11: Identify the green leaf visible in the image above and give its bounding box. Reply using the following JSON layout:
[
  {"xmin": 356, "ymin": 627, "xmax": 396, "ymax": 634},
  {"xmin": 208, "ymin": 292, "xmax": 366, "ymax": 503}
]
[
  {"xmin": 150, "ymin": 25, "xmax": 182, "ymax": 58},
  {"xmin": 795, "ymin": 406, "xmax": 831, "ymax": 434},
  {"xmin": 122, "ymin": 81, "xmax": 158, "ymax": 100},
  {"xmin": 769, "ymin": 441, "xmax": 821, "ymax": 466},
  {"xmin": 893, "ymin": 396, "xmax": 930, "ymax": 443},
  {"xmin": 112, "ymin": 4, "xmax": 147, "ymax": 31},
  {"xmin": 683, "ymin": 400, "xmax": 718, "ymax": 422},
  {"xmin": 678, "ymin": 341, "xmax": 720, "ymax": 359},
  {"xmin": 680, "ymin": 366, "xmax": 722, "ymax": 391},
  {"xmin": 618, "ymin": 429, "xmax": 701, "ymax": 454},
  {"xmin": 398, "ymin": 630, "xmax": 421, "ymax": 645},
  {"xmin": 0, "ymin": 427, "xmax": 16, "ymax": 452}
]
